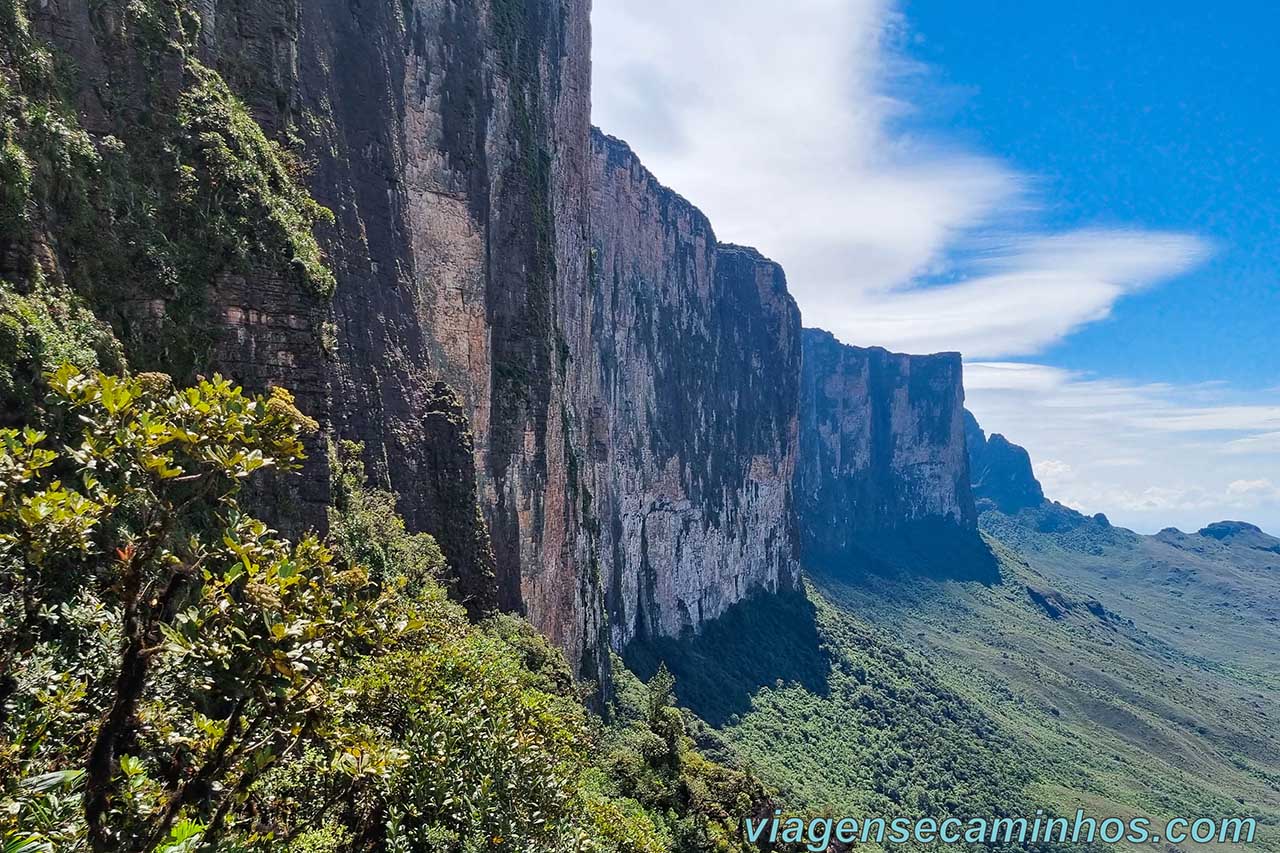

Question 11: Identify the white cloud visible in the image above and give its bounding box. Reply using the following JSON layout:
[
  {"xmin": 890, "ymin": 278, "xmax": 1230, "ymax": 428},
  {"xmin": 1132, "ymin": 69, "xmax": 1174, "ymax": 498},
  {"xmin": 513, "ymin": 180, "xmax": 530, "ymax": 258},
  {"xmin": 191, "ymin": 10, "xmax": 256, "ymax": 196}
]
[
  {"xmin": 1038, "ymin": 460, "xmax": 1073, "ymax": 476},
  {"xmin": 821, "ymin": 229, "xmax": 1211, "ymax": 357},
  {"xmin": 1227, "ymin": 479, "xmax": 1280, "ymax": 503},
  {"xmin": 591, "ymin": 0, "xmax": 1211, "ymax": 359},
  {"xmin": 966, "ymin": 363, "xmax": 1280, "ymax": 533},
  {"xmin": 1225, "ymin": 431, "xmax": 1280, "ymax": 454}
]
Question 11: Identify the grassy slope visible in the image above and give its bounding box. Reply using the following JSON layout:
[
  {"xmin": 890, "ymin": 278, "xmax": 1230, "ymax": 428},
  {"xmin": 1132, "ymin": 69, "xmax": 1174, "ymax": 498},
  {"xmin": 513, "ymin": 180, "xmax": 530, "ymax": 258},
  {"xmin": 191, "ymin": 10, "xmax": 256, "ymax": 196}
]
[
  {"xmin": 626, "ymin": 589, "xmax": 1094, "ymax": 853},
  {"xmin": 809, "ymin": 515, "xmax": 1279, "ymax": 851},
  {"xmin": 628, "ymin": 514, "xmax": 1280, "ymax": 852}
]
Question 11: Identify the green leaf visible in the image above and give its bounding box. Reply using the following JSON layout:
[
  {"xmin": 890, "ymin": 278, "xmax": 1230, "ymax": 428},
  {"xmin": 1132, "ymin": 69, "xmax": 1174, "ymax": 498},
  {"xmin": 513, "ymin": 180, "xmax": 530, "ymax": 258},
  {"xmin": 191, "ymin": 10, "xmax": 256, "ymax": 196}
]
[
  {"xmin": 18, "ymin": 769, "xmax": 85, "ymax": 793},
  {"xmin": 3, "ymin": 834, "xmax": 51, "ymax": 853},
  {"xmin": 168, "ymin": 818, "xmax": 204, "ymax": 844}
]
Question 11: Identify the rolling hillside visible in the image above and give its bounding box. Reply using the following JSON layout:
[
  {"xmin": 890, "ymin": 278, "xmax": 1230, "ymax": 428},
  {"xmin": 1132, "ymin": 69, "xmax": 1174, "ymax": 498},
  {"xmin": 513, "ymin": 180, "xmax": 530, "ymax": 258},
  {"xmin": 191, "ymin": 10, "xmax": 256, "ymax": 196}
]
[{"xmin": 630, "ymin": 507, "xmax": 1280, "ymax": 852}]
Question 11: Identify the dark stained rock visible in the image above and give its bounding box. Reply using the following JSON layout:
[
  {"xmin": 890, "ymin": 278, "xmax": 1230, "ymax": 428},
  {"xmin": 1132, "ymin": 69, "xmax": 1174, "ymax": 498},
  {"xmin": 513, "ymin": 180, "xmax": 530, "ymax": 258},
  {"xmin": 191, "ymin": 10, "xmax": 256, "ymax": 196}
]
[
  {"xmin": 586, "ymin": 130, "xmax": 802, "ymax": 647},
  {"xmin": 965, "ymin": 411, "xmax": 1047, "ymax": 514},
  {"xmin": 419, "ymin": 382, "xmax": 498, "ymax": 618},
  {"xmin": 797, "ymin": 329, "xmax": 996, "ymax": 582},
  {"xmin": 29, "ymin": 0, "xmax": 608, "ymax": 682}
]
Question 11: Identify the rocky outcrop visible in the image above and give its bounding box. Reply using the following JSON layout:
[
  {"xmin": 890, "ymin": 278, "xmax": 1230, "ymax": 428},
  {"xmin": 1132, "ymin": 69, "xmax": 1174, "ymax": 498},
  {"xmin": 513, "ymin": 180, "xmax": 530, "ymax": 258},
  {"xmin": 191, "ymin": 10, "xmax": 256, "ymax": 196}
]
[
  {"xmin": 797, "ymin": 329, "xmax": 995, "ymax": 581},
  {"xmin": 964, "ymin": 411, "xmax": 1046, "ymax": 514},
  {"xmin": 966, "ymin": 413, "xmax": 1123, "ymax": 544},
  {"xmin": 1198, "ymin": 521, "xmax": 1280, "ymax": 553},
  {"xmin": 585, "ymin": 131, "xmax": 802, "ymax": 647},
  {"xmin": 1025, "ymin": 584, "xmax": 1125, "ymax": 625}
]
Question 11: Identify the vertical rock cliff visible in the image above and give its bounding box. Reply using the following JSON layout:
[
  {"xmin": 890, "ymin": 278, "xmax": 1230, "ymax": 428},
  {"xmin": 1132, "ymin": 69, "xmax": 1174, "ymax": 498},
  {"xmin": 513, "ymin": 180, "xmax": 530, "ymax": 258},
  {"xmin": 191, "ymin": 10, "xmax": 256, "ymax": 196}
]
[
  {"xmin": 23, "ymin": 0, "xmax": 606, "ymax": 679},
  {"xmin": 584, "ymin": 130, "xmax": 802, "ymax": 648},
  {"xmin": 797, "ymin": 329, "xmax": 996, "ymax": 581},
  {"xmin": 17, "ymin": 0, "xmax": 338, "ymax": 520},
  {"xmin": 19, "ymin": 0, "xmax": 814, "ymax": 685},
  {"xmin": 17, "ymin": 0, "xmax": 1013, "ymax": 687},
  {"xmin": 287, "ymin": 0, "xmax": 604, "ymax": 678}
]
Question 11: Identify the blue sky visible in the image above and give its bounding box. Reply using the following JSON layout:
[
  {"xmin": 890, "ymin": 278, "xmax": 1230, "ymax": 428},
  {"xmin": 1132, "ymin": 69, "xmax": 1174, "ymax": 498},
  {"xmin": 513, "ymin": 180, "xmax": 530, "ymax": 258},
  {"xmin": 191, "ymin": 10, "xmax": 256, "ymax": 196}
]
[
  {"xmin": 899, "ymin": 0, "xmax": 1279, "ymax": 389},
  {"xmin": 591, "ymin": 0, "xmax": 1280, "ymax": 533}
]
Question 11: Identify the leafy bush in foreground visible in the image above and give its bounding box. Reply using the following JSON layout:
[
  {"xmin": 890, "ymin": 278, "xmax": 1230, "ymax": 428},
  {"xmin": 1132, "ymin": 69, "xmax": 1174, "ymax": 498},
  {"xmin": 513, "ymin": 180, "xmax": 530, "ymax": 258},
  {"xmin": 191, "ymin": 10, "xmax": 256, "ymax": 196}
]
[
  {"xmin": 0, "ymin": 367, "xmax": 402, "ymax": 851},
  {"xmin": 0, "ymin": 368, "xmax": 768, "ymax": 852}
]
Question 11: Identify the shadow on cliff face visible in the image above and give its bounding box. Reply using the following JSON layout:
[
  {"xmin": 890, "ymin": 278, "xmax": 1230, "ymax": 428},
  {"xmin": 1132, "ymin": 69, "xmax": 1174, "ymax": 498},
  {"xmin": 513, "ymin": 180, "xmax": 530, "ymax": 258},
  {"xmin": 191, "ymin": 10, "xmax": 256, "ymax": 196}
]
[
  {"xmin": 809, "ymin": 519, "xmax": 1002, "ymax": 586},
  {"xmin": 621, "ymin": 588, "xmax": 831, "ymax": 727}
]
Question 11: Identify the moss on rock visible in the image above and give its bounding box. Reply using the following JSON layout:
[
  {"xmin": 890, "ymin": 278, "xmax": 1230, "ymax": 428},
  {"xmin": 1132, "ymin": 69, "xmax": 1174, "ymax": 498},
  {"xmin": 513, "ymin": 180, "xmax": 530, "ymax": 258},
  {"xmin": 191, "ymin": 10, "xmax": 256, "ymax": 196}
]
[
  {"xmin": 175, "ymin": 61, "xmax": 336, "ymax": 299},
  {"xmin": 0, "ymin": 0, "xmax": 334, "ymax": 391},
  {"xmin": 0, "ymin": 277, "xmax": 123, "ymax": 420}
]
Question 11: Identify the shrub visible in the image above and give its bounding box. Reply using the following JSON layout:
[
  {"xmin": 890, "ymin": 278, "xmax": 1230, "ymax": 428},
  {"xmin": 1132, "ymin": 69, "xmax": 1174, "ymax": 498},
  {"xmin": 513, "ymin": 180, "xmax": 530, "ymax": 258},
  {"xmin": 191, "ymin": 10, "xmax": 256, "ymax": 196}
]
[{"xmin": 0, "ymin": 368, "xmax": 405, "ymax": 851}]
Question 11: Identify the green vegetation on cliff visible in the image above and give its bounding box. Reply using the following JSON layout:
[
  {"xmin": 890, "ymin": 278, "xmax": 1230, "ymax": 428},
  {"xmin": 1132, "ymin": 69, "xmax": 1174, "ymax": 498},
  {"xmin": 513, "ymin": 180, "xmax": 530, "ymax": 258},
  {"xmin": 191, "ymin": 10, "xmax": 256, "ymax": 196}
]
[{"xmin": 0, "ymin": 0, "xmax": 333, "ymax": 399}]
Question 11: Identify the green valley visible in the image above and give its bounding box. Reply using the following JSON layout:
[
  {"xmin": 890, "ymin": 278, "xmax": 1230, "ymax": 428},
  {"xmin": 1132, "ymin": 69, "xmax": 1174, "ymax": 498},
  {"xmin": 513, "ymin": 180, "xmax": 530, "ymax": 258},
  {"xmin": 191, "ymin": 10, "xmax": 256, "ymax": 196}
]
[{"xmin": 628, "ymin": 508, "xmax": 1280, "ymax": 852}]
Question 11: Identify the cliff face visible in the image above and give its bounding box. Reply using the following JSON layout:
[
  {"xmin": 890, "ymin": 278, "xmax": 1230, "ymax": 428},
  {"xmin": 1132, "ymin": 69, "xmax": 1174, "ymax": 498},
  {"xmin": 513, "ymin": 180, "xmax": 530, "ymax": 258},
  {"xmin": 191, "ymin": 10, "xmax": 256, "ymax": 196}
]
[
  {"xmin": 290, "ymin": 0, "xmax": 604, "ymax": 678},
  {"xmin": 964, "ymin": 411, "xmax": 1047, "ymax": 514},
  {"xmin": 22, "ymin": 0, "xmax": 805, "ymax": 683},
  {"xmin": 585, "ymin": 131, "xmax": 802, "ymax": 647},
  {"xmin": 18, "ymin": 0, "xmax": 1007, "ymax": 684},
  {"xmin": 25, "ymin": 0, "xmax": 605, "ymax": 678},
  {"xmin": 798, "ymin": 329, "xmax": 995, "ymax": 581}
]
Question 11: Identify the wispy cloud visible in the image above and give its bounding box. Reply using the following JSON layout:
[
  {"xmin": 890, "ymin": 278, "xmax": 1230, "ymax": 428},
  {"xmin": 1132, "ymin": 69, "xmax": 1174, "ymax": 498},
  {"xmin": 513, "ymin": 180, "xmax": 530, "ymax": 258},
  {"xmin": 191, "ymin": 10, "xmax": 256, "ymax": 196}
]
[
  {"xmin": 827, "ymin": 230, "xmax": 1212, "ymax": 357},
  {"xmin": 592, "ymin": 0, "xmax": 1210, "ymax": 359},
  {"xmin": 1225, "ymin": 431, "xmax": 1280, "ymax": 454},
  {"xmin": 966, "ymin": 363, "xmax": 1280, "ymax": 532}
]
